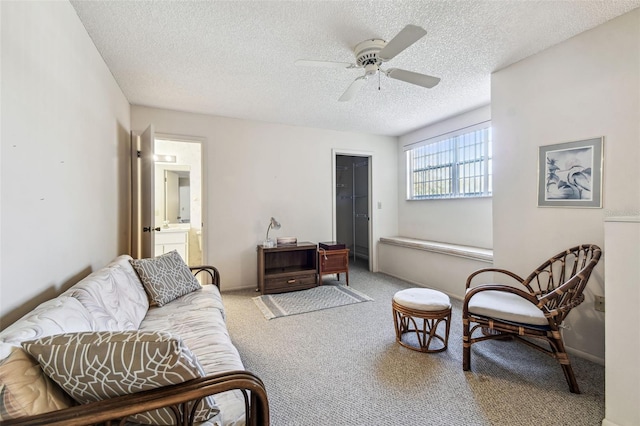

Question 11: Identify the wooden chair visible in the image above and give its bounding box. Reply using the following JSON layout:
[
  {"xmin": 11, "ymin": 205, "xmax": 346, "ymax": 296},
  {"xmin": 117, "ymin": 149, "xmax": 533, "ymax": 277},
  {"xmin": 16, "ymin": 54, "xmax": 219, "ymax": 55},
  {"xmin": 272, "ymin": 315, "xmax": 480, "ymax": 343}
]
[{"xmin": 462, "ymin": 244, "xmax": 602, "ymax": 393}]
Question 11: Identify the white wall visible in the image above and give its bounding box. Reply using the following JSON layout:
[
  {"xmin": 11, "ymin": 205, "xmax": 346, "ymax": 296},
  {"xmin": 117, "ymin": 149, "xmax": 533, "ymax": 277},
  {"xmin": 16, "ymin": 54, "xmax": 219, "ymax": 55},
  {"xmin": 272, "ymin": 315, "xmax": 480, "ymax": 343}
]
[
  {"xmin": 0, "ymin": 1, "xmax": 131, "ymax": 328},
  {"xmin": 397, "ymin": 105, "xmax": 493, "ymax": 249},
  {"xmin": 492, "ymin": 10, "xmax": 640, "ymax": 362},
  {"xmin": 603, "ymin": 218, "xmax": 640, "ymax": 426},
  {"xmin": 378, "ymin": 105, "xmax": 493, "ymax": 298},
  {"xmin": 131, "ymin": 106, "xmax": 398, "ymax": 290}
]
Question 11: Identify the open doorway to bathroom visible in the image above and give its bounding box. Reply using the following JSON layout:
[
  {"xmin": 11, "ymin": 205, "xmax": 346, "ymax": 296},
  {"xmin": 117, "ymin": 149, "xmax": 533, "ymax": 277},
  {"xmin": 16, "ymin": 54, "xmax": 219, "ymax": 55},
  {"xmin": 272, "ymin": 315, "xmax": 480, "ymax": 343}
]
[
  {"xmin": 154, "ymin": 137, "xmax": 204, "ymax": 266},
  {"xmin": 335, "ymin": 153, "xmax": 371, "ymax": 269}
]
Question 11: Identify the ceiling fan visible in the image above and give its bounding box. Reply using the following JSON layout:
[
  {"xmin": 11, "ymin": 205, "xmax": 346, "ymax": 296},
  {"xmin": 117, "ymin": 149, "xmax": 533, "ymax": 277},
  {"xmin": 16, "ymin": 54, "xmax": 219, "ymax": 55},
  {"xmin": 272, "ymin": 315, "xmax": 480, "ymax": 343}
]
[{"xmin": 296, "ymin": 24, "xmax": 440, "ymax": 102}]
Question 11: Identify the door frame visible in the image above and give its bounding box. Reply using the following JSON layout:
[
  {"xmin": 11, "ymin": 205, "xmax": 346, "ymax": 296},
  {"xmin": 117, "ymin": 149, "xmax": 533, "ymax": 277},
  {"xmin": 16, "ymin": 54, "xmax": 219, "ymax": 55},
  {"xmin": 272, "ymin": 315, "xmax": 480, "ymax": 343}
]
[
  {"xmin": 331, "ymin": 148, "xmax": 374, "ymax": 271},
  {"xmin": 130, "ymin": 126, "xmax": 155, "ymax": 259},
  {"xmin": 131, "ymin": 129, "xmax": 207, "ymax": 264},
  {"xmin": 155, "ymin": 132, "xmax": 207, "ymax": 266}
]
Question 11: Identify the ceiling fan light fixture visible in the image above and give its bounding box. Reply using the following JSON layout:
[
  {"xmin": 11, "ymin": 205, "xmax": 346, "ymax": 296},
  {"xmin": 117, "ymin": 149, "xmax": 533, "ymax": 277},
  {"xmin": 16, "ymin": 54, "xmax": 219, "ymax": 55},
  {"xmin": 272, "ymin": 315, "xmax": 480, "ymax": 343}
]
[
  {"xmin": 364, "ymin": 63, "xmax": 378, "ymax": 76},
  {"xmin": 296, "ymin": 24, "xmax": 440, "ymax": 102}
]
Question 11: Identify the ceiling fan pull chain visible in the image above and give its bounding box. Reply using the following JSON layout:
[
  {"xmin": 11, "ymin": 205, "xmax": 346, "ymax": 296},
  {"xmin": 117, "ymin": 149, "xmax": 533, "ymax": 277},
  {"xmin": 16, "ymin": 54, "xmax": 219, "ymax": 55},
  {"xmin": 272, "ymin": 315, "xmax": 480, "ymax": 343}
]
[{"xmin": 378, "ymin": 70, "xmax": 381, "ymax": 91}]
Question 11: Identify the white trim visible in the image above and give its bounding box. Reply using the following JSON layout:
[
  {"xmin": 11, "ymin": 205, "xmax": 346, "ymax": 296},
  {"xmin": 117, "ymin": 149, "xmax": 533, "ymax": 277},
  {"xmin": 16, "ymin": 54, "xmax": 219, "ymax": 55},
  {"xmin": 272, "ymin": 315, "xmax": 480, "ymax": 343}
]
[
  {"xmin": 379, "ymin": 237, "xmax": 493, "ymax": 263},
  {"xmin": 377, "ymin": 272, "xmax": 461, "ymax": 302},
  {"xmin": 565, "ymin": 345, "xmax": 604, "ymax": 366},
  {"xmin": 402, "ymin": 120, "xmax": 491, "ymax": 151},
  {"xmin": 604, "ymin": 215, "xmax": 640, "ymax": 223}
]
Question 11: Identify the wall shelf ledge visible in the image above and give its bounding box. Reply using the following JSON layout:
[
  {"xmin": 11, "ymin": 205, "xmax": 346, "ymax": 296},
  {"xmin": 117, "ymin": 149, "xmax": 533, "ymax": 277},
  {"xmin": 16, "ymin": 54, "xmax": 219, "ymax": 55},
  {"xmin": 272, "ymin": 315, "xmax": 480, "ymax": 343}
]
[{"xmin": 379, "ymin": 237, "xmax": 493, "ymax": 263}]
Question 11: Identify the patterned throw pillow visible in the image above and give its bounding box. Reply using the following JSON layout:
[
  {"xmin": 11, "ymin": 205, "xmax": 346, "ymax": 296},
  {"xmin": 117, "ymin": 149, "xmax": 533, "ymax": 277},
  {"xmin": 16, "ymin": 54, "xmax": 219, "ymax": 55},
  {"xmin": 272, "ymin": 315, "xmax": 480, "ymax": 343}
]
[
  {"xmin": 0, "ymin": 347, "xmax": 73, "ymax": 420},
  {"xmin": 22, "ymin": 331, "xmax": 218, "ymax": 425},
  {"xmin": 129, "ymin": 250, "xmax": 201, "ymax": 306}
]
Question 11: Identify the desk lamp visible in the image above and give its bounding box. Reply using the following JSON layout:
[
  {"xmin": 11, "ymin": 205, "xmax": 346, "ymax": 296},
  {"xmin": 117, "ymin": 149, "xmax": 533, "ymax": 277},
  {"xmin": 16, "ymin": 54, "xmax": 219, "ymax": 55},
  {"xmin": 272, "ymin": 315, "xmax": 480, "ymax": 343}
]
[{"xmin": 264, "ymin": 217, "xmax": 281, "ymax": 248}]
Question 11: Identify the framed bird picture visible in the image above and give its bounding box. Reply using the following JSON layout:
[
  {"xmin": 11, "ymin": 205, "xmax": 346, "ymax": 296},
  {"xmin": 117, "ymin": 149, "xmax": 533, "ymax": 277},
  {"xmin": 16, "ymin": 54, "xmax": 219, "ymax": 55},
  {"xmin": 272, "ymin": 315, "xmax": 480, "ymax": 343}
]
[{"xmin": 538, "ymin": 137, "xmax": 603, "ymax": 208}]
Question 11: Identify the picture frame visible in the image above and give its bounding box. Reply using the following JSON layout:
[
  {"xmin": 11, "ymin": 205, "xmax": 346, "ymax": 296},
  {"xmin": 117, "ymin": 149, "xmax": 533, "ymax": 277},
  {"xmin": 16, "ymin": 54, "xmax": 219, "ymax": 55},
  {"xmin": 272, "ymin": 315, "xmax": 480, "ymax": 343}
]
[{"xmin": 538, "ymin": 137, "xmax": 603, "ymax": 208}]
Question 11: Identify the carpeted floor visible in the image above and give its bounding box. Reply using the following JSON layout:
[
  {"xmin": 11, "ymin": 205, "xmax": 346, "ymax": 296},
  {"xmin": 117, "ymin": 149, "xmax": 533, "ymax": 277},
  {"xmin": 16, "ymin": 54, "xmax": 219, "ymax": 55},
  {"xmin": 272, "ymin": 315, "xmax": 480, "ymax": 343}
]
[{"xmin": 222, "ymin": 260, "xmax": 605, "ymax": 426}]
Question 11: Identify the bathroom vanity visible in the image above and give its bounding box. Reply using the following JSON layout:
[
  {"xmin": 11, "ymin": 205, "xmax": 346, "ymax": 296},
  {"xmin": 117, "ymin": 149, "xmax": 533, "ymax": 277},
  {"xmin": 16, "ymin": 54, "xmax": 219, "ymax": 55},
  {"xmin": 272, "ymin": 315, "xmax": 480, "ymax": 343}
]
[{"xmin": 155, "ymin": 227, "xmax": 189, "ymax": 261}]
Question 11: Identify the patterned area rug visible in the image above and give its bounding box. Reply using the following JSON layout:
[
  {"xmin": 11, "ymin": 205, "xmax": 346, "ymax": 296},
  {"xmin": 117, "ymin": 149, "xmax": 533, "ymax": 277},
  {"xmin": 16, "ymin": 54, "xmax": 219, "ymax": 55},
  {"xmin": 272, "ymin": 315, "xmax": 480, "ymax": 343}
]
[{"xmin": 252, "ymin": 285, "xmax": 373, "ymax": 320}]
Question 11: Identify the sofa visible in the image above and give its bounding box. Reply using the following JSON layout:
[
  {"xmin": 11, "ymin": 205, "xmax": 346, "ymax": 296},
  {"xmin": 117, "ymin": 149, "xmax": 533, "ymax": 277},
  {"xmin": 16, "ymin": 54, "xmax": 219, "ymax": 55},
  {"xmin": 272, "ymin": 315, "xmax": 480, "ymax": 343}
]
[{"xmin": 0, "ymin": 251, "xmax": 269, "ymax": 425}]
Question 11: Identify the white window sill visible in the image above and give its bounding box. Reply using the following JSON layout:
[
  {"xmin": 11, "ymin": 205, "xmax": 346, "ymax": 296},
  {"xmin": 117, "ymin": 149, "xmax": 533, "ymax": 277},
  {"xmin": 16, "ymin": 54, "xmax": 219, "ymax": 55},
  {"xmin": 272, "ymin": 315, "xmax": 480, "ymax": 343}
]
[{"xmin": 379, "ymin": 237, "xmax": 493, "ymax": 263}]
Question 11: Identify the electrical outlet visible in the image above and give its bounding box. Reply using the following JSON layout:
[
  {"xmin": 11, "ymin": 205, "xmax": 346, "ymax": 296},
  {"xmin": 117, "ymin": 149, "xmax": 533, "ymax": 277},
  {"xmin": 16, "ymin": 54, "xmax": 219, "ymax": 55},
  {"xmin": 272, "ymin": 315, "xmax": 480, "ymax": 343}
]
[{"xmin": 594, "ymin": 295, "xmax": 605, "ymax": 312}]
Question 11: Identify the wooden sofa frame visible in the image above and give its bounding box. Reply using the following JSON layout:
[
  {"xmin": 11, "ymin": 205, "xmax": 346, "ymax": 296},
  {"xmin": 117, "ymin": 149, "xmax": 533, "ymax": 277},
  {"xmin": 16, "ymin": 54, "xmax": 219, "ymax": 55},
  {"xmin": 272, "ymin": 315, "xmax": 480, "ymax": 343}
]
[{"xmin": 0, "ymin": 266, "xmax": 270, "ymax": 426}]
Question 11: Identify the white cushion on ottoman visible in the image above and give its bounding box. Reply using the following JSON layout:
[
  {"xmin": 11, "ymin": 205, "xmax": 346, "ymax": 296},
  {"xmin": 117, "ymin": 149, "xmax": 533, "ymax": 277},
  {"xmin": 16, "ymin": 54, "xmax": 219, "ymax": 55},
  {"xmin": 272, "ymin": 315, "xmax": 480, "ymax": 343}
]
[{"xmin": 393, "ymin": 288, "xmax": 451, "ymax": 311}]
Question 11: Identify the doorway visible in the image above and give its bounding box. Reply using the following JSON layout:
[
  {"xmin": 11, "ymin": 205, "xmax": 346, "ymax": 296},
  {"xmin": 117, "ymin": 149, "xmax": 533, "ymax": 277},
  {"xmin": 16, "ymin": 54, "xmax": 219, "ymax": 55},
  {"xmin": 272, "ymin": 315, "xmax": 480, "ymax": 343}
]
[
  {"xmin": 335, "ymin": 154, "xmax": 370, "ymax": 268},
  {"xmin": 153, "ymin": 137, "xmax": 204, "ymax": 266}
]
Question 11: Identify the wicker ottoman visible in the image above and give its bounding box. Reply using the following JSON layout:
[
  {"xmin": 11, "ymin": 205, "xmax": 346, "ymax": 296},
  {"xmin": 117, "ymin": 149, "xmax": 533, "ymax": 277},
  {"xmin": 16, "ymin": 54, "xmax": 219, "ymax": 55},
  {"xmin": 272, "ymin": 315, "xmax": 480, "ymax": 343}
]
[{"xmin": 392, "ymin": 288, "xmax": 451, "ymax": 353}]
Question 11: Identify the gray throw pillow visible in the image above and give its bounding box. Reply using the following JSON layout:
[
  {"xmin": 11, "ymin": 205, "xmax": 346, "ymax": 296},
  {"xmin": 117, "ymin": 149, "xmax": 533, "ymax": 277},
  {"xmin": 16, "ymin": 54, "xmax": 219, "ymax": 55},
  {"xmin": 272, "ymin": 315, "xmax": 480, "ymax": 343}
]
[
  {"xmin": 129, "ymin": 250, "xmax": 201, "ymax": 306},
  {"xmin": 22, "ymin": 330, "xmax": 218, "ymax": 425}
]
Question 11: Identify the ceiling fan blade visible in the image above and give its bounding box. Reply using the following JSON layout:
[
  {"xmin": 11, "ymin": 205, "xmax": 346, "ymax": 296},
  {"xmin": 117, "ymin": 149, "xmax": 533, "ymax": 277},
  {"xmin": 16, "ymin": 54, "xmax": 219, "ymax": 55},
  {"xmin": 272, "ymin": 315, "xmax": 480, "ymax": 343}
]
[
  {"xmin": 295, "ymin": 59, "xmax": 356, "ymax": 69},
  {"xmin": 339, "ymin": 76, "xmax": 368, "ymax": 102},
  {"xmin": 386, "ymin": 68, "xmax": 440, "ymax": 89},
  {"xmin": 378, "ymin": 24, "xmax": 427, "ymax": 61}
]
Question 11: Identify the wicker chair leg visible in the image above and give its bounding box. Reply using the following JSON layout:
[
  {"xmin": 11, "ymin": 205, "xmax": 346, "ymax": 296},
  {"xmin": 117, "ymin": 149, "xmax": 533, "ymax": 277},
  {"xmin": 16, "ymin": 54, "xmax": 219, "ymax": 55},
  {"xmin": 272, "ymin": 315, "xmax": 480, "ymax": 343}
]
[
  {"xmin": 560, "ymin": 361, "xmax": 580, "ymax": 394},
  {"xmin": 462, "ymin": 317, "xmax": 471, "ymax": 371},
  {"xmin": 550, "ymin": 333, "xmax": 580, "ymax": 394}
]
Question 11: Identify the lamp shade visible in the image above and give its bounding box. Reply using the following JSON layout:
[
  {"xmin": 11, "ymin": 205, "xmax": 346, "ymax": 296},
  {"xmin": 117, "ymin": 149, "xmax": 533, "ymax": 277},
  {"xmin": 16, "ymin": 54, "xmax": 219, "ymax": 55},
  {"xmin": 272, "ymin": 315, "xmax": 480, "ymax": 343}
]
[{"xmin": 269, "ymin": 217, "xmax": 281, "ymax": 231}]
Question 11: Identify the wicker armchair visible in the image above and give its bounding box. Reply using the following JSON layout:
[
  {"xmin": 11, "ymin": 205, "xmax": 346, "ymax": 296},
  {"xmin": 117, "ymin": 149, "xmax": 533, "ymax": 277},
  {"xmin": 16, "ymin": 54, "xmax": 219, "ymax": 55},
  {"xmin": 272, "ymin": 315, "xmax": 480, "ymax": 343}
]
[{"xmin": 462, "ymin": 244, "xmax": 602, "ymax": 393}]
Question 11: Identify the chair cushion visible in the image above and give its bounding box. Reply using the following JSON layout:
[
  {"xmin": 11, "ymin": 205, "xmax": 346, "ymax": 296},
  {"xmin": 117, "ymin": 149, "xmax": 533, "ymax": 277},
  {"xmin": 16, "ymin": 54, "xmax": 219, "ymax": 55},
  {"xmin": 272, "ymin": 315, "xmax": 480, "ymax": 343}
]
[
  {"xmin": 22, "ymin": 330, "xmax": 219, "ymax": 425},
  {"xmin": 393, "ymin": 288, "xmax": 451, "ymax": 311},
  {"xmin": 129, "ymin": 250, "xmax": 201, "ymax": 306},
  {"xmin": 467, "ymin": 288, "xmax": 548, "ymax": 326}
]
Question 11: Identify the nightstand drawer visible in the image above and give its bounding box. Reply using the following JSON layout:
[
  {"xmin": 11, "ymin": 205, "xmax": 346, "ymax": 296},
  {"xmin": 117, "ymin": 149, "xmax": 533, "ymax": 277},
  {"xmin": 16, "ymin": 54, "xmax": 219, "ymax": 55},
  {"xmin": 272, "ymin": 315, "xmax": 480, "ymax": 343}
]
[
  {"xmin": 264, "ymin": 272, "xmax": 316, "ymax": 290},
  {"xmin": 319, "ymin": 249, "xmax": 349, "ymax": 272},
  {"xmin": 318, "ymin": 248, "xmax": 350, "ymax": 285},
  {"xmin": 320, "ymin": 254, "xmax": 348, "ymax": 270}
]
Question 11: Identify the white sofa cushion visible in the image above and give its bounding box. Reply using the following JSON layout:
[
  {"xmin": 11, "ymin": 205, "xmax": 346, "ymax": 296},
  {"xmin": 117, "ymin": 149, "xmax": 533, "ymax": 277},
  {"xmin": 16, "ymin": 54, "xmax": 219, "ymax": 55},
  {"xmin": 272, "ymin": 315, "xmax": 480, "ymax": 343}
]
[
  {"xmin": 63, "ymin": 255, "xmax": 149, "ymax": 331},
  {"xmin": 467, "ymin": 288, "xmax": 548, "ymax": 326},
  {"xmin": 0, "ymin": 296, "xmax": 95, "ymax": 352},
  {"xmin": 22, "ymin": 330, "xmax": 219, "ymax": 425},
  {"xmin": 140, "ymin": 286, "xmax": 245, "ymax": 426},
  {"xmin": 0, "ymin": 296, "xmax": 94, "ymax": 421}
]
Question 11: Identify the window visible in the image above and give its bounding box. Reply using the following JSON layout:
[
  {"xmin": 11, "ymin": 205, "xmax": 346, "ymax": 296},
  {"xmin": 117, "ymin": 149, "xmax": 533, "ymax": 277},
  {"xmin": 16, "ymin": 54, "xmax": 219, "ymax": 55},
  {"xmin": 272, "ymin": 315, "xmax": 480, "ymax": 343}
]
[{"xmin": 406, "ymin": 123, "xmax": 492, "ymax": 200}]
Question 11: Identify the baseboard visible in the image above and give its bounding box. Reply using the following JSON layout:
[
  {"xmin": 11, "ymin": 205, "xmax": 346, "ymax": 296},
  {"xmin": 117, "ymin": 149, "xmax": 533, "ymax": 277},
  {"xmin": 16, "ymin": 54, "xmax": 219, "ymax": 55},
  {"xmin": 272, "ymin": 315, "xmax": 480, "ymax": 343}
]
[
  {"xmin": 565, "ymin": 343, "xmax": 605, "ymax": 365},
  {"xmin": 377, "ymin": 270, "xmax": 462, "ymax": 301},
  {"xmin": 601, "ymin": 419, "xmax": 619, "ymax": 426},
  {"xmin": 222, "ymin": 283, "xmax": 261, "ymax": 292}
]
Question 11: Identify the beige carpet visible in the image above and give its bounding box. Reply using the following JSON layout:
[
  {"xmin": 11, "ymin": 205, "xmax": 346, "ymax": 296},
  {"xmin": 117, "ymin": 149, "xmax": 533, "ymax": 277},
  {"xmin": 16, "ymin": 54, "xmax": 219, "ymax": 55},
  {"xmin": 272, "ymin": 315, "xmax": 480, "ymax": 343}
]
[{"xmin": 223, "ymin": 261, "xmax": 604, "ymax": 426}]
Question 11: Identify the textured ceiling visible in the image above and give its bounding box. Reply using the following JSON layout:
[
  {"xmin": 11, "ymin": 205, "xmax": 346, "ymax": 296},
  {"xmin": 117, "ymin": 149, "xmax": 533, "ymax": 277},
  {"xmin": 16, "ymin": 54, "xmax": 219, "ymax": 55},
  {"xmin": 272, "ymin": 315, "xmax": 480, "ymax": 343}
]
[{"xmin": 71, "ymin": 1, "xmax": 640, "ymax": 137}]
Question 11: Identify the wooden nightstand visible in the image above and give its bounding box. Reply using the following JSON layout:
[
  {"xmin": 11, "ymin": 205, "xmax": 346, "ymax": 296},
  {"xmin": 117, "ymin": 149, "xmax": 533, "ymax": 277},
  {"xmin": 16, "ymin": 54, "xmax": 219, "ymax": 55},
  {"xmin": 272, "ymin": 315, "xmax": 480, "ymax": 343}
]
[
  {"xmin": 257, "ymin": 242, "xmax": 318, "ymax": 294},
  {"xmin": 318, "ymin": 248, "xmax": 350, "ymax": 285}
]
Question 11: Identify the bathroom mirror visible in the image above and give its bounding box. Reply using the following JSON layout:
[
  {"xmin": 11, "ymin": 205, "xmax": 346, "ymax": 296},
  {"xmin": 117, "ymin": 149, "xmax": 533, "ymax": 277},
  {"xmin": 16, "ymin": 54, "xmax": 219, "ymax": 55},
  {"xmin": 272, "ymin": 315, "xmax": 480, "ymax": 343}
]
[{"xmin": 155, "ymin": 164, "xmax": 191, "ymax": 225}]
